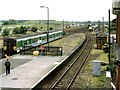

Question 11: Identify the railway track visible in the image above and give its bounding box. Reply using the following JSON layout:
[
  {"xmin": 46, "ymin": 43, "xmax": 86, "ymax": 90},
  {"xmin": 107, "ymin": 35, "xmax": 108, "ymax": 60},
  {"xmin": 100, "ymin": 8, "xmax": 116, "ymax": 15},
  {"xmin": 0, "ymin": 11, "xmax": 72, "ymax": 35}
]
[{"xmin": 32, "ymin": 32, "xmax": 93, "ymax": 90}]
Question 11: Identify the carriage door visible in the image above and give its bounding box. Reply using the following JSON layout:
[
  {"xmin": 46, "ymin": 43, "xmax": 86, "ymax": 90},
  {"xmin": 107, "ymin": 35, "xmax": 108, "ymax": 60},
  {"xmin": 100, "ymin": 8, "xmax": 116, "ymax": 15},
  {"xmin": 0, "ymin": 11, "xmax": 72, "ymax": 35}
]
[{"xmin": 7, "ymin": 39, "xmax": 16, "ymax": 55}]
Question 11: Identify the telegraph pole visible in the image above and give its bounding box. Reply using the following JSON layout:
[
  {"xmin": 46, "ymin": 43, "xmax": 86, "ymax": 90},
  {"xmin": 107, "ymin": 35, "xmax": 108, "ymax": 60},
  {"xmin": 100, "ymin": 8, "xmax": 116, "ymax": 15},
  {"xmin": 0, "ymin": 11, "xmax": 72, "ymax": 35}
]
[
  {"xmin": 108, "ymin": 9, "xmax": 110, "ymax": 64},
  {"xmin": 102, "ymin": 17, "xmax": 104, "ymax": 32}
]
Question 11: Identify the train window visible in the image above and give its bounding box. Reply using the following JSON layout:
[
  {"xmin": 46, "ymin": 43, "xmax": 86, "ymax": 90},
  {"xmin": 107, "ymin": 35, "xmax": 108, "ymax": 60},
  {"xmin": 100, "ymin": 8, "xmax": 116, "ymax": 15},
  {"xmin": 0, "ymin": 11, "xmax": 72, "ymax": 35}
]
[
  {"xmin": 24, "ymin": 40, "xmax": 27, "ymax": 45},
  {"xmin": 35, "ymin": 38, "xmax": 38, "ymax": 42},
  {"xmin": 39, "ymin": 37, "xmax": 41, "ymax": 40},
  {"xmin": 49, "ymin": 35, "xmax": 52, "ymax": 38},
  {"xmin": 21, "ymin": 41, "xmax": 24, "ymax": 46},
  {"xmin": 43, "ymin": 37, "xmax": 45, "ymax": 40},
  {"xmin": 32, "ymin": 38, "xmax": 38, "ymax": 43},
  {"xmin": 99, "ymin": 38, "xmax": 105, "ymax": 44},
  {"xmin": 56, "ymin": 33, "xmax": 57, "ymax": 36},
  {"xmin": 53, "ymin": 34, "xmax": 55, "ymax": 37},
  {"xmin": 32, "ymin": 39, "xmax": 35, "ymax": 43},
  {"xmin": 44, "ymin": 36, "xmax": 47, "ymax": 39},
  {"xmin": 42, "ymin": 36, "xmax": 47, "ymax": 40},
  {"xmin": 24, "ymin": 40, "xmax": 29, "ymax": 45},
  {"xmin": 8, "ymin": 43, "xmax": 12, "ymax": 50}
]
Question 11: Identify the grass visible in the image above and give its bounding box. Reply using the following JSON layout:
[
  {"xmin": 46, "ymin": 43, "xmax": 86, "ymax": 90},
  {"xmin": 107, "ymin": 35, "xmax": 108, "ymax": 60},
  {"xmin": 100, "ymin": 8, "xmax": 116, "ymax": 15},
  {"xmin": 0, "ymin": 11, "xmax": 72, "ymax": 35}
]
[
  {"xmin": 49, "ymin": 33, "xmax": 85, "ymax": 55},
  {"xmin": 89, "ymin": 46, "xmax": 109, "ymax": 88},
  {"xmin": 80, "ymin": 41, "xmax": 109, "ymax": 88},
  {"xmin": 91, "ymin": 45, "xmax": 108, "ymax": 63}
]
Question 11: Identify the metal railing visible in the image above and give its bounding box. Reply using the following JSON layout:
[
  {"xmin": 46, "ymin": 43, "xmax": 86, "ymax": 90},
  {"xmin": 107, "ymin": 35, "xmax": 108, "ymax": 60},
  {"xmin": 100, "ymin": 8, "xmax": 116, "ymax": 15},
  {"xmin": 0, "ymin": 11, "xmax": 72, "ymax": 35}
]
[{"xmin": 20, "ymin": 46, "xmax": 63, "ymax": 56}]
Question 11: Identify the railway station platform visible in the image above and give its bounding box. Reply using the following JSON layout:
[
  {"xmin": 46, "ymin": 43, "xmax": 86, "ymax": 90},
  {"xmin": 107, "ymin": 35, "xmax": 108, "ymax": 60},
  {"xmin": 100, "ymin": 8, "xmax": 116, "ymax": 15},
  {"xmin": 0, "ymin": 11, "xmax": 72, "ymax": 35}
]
[
  {"xmin": 1, "ymin": 55, "xmax": 66, "ymax": 89},
  {"xmin": 0, "ymin": 33, "xmax": 85, "ymax": 89}
]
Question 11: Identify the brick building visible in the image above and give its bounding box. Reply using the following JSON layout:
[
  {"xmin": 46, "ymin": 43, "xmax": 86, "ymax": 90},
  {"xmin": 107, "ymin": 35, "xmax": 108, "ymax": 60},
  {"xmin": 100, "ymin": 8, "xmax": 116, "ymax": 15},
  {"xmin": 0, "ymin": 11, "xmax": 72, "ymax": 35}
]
[
  {"xmin": 96, "ymin": 33, "xmax": 107, "ymax": 49},
  {"xmin": 112, "ymin": 1, "xmax": 120, "ymax": 89}
]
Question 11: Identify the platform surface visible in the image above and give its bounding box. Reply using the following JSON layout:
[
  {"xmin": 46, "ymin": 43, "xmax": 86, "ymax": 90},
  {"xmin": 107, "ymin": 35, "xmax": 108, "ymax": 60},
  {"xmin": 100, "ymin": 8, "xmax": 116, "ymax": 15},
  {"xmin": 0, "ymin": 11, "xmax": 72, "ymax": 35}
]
[
  {"xmin": 0, "ymin": 33, "xmax": 85, "ymax": 89},
  {"xmin": 1, "ymin": 55, "xmax": 65, "ymax": 89}
]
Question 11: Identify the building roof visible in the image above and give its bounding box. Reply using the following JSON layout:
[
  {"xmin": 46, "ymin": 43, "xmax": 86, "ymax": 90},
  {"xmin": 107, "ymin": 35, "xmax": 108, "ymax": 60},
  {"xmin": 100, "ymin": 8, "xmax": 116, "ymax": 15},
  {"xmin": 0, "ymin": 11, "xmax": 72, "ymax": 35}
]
[{"xmin": 97, "ymin": 33, "xmax": 107, "ymax": 37}]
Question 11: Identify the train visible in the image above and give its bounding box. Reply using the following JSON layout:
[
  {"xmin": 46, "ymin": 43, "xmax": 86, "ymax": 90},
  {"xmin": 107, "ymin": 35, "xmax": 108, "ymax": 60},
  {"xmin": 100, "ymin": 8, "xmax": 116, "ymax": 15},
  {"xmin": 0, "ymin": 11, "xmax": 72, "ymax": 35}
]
[
  {"xmin": 88, "ymin": 26, "xmax": 93, "ymax": 31},
  {"xmin": 88, "ymin": 24, "xmax": 98, "ymax": 31},
  {"xmin": 3, "ymin": 30, "xmax": 63, "ymax": 56}
]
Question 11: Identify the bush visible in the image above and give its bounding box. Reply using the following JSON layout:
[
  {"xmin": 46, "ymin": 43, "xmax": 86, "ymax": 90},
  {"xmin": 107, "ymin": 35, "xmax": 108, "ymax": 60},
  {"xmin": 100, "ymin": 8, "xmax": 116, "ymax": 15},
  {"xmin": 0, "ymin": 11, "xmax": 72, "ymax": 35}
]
[
  {"xmin": 2, "ymin": 29, "xmax": 9, "ymax": 36},
  {"xmin": 31, "ymin": 27, "xmax": 38, "ymax": 32},
  {"xmin": 13, "ymin": 26, "xmax": 27, "ymax": 34},
  {"xmin": 102, "ymin": 44, "xmax": 109, "ymax": 53}
]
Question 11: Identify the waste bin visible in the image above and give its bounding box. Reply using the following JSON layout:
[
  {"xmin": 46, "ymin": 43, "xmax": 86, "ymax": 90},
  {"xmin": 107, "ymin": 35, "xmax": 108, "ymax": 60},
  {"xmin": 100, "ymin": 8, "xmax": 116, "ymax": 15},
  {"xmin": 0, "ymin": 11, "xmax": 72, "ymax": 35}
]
[{"xmin": 33, "ymin": 51, "xmax": 39, "ymax": 56}]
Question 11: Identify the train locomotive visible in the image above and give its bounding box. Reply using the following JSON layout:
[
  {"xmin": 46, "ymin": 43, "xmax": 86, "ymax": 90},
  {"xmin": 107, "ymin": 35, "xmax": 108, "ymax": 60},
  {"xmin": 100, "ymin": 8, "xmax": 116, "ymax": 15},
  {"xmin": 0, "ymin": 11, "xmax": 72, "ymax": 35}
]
[{"xmin": 3, "ymin": 31, "xmax": 63, "ymax": 56}]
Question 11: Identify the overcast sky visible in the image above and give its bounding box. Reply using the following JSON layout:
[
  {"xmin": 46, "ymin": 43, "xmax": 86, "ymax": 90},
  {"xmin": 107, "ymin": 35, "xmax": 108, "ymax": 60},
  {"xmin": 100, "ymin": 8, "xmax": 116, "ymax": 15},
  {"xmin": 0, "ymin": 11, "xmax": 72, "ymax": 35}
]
[{"xmin": 0, "ymin": 0, "xmax": 116, "ymax": 21}]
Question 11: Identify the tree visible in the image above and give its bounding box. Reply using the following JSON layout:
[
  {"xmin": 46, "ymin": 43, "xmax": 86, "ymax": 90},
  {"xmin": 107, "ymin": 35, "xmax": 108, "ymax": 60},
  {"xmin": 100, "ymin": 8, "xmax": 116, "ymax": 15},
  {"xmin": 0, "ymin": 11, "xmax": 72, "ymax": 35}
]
[
  {"xmin": 112, "ymin": 18, "xmax": 116, "ymax": 23},
  {"xmin": 2, "ymin": 29, "xmax": 9, "ymax": 36},
  {"xmin": 2, "ymin": 19, "xmax": 17, "ymax": 25},
  {"xmin": 110, "ymin": 19, "xmax": 116, "ymax": 33},
  {"xmin": 9, "ymin": 19, "xmax": 16, "ymax": 25},
  {"xmin": 31, "ymin": 27, "xmax": 38, "ymax": 32},
  {"xmin": 3, "ymin": 21, "xmax": 9, "ymax": 25},
  {"xmin": 102, "ymin": 44, "xmax": 109, "ymax": 53},
  {"xmin": 13, "ymin": 27, "xmax": 20, "ymax": 34},
  {"xmin": 13, "ymin": 26, "xmax": 27, "ymax": 34},
  {"xmin": 20, "ymin": 26, "xmax": 27, "ymax": 34},
  {"xmin": 50, "ymin": 27, "xmax": 53, "ymax": 30}
]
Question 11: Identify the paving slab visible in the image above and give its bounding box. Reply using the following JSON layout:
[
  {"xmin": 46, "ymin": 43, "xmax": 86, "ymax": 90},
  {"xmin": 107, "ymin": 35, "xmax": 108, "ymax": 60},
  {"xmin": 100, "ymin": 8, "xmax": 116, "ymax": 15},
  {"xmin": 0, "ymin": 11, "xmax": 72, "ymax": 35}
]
[{"xmin": 1, "ymin": 56, "xmax": 65, "ymax": 89}]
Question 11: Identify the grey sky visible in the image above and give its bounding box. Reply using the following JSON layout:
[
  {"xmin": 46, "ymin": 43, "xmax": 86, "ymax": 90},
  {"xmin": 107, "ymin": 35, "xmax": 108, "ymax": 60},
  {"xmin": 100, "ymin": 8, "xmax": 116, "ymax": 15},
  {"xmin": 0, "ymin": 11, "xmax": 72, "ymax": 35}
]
[{"xmin": 0, "ymin": 0, "xmax": 116, "ymax": 21}]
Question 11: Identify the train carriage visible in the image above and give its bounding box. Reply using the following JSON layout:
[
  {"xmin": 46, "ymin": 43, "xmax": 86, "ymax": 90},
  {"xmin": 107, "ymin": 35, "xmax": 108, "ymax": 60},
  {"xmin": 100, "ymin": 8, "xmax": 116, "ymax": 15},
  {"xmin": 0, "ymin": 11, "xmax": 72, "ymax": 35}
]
[
  {"xmin": 40, "ymin": 34, "xmax": 47, "ymax": 44},
  {"xmin": 3, "ymin": 31, "xmax": 63, "ymax": 56},
  {"xmin": 3, "ymin": 37, "xmax": 17, "ymax": 55}
]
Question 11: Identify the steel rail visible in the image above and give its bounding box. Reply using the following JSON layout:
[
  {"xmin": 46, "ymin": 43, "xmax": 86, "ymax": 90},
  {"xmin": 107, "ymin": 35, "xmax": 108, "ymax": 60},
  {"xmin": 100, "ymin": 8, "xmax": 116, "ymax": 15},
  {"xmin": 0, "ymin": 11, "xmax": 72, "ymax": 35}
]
[
  {"xmin": 67, "ymin": 36, "xmax": 92, "ymax": 89},
  {"xmin": 50, "ymin": 33, "xmax": 92, "ymax": 90}
]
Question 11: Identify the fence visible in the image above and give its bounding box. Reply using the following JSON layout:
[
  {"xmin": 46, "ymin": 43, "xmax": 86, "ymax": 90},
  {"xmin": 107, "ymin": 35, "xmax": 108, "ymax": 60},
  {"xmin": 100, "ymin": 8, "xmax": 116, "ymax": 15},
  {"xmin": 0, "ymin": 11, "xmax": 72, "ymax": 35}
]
[{"xmin": 20, "ymin": 46, "xmax": 63, "ymax": 56}]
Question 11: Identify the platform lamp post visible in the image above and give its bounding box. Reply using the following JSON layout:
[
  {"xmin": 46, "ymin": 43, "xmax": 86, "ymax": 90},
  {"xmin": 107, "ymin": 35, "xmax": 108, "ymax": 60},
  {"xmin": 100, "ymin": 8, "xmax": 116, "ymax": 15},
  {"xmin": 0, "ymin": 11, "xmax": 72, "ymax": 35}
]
[
  {"xmin": 40, "ymin": 6, "xmax": 49, "ymax": 51},
  {"xmin": 63, "ymin": 19, "xmax": 64, "ymax": 36}
]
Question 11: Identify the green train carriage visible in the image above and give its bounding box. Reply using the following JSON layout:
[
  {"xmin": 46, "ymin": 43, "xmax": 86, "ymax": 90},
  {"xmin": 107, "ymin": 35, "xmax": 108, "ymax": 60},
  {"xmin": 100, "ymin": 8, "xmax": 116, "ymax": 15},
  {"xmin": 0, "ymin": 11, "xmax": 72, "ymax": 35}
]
[
  {"xmin": 3, "ymin": 37, "xmax": 17, "ymax": 56},
  {"xmin": 3, "ymin": 31, "xmax": 63, "ymax": 56}
]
